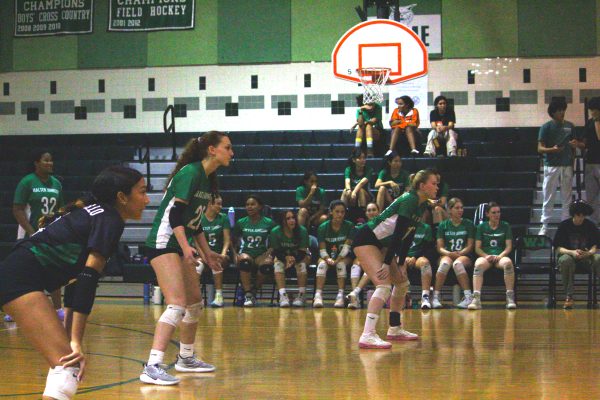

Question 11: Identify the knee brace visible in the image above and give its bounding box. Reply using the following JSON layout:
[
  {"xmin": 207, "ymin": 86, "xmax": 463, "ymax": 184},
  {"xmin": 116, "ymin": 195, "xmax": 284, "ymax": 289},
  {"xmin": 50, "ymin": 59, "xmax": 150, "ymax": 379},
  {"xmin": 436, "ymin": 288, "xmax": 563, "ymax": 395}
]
[
  {"xmin": 238, "ymin": 259, "xmax": 252, "ymax": 272},
  {"xmin": 336, "ymin": 262, "xmax": 347, "ymax": 278},
  {"xmin": 421, "ymin": 264, "xmax": 432, "ymax": 276},
  {"xmin": 473, "ymin": 264, "xmax": 484, "ymax": 276},
  {"xmin": 316, "ymin": 261, "xmax": 327, "ymax": 277},
  {"xmin": 503, "ymin": 262, "xmax": 514, "ymax": 276},
  {"xmin": 44, "ymin": 366, "xmax": 79, "ymax": 400},
  {"xmin": 195, "ymin": 259, "xmax": 205, "ymax": 275},
  {"xmin": 392, "ymin": 280, "xmax": 410, "ymax": 299},
  {"xmin": 296, "ymin": 262, "xmax": 307, "ymax": 275},
  {"xmin": 453, "ymin": 261, "xmax": 466, "ymax": 276},
  {"xmin": 351, "ymin": 264, "xmax": 362, "ymax": 279},
  {"xmin": 182, "ymin": 302, "xmax": 203, "ymax": 324},
  {"xmin": 259, "ymin": 263, "xmax": 274, "ymax": 274},
  {"xmin": 158, "ymin": 304, "xmax": 186, "ymax": 327},
  {"xmin": 438, "ymin": 261, "xmax": 451, "ymax": 274},
  {"xmin": 274, "ymin": 260, "xmax": 285, "ymax": 274},
  {"xmin": 372, "ymin": 284, "xmax": 392, "ymax": 302}
]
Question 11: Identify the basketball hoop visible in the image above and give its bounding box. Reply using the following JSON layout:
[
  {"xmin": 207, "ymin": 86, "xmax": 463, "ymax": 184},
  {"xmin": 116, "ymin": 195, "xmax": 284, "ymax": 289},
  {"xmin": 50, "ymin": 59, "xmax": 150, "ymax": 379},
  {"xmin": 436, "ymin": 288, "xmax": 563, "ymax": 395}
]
[{"xmin": 356, "ymin": 67, "xmax": 390, "ymax": 104}]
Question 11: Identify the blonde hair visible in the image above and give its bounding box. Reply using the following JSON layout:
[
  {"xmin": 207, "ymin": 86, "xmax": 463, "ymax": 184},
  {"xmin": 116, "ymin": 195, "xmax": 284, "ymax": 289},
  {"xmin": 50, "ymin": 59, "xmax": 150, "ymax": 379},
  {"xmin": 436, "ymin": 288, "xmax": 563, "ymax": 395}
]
[{"xmin": 409, "ymin": 169, "xmax": 436, "ymax": 192}]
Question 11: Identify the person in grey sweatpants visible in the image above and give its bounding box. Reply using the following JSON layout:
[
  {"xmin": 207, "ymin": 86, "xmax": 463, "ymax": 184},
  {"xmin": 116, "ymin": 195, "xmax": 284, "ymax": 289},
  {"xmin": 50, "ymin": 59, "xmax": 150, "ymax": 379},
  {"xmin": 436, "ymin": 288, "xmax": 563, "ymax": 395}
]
[{"xmin": 582, "ymin": 97, "xmax": 600, "ymax": 224}]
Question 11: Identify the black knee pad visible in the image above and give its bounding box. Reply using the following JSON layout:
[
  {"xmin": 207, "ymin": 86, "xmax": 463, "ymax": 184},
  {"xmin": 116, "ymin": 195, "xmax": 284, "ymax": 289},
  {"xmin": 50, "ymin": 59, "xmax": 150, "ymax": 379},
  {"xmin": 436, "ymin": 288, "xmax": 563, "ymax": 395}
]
[
  {"xmin": 238, "ymin": 259, "xmax": 253, "ymax": 272},
  {"xmin": 259, "ymin": 263, "xmax": 274, "ymax": 275}
]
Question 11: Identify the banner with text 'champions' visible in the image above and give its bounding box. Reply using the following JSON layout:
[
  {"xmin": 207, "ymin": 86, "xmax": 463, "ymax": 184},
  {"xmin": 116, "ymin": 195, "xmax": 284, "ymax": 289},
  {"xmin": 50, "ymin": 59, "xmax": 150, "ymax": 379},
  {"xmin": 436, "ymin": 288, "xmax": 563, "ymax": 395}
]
[
  {"xmin": 15, "ymin": 0, "xmax": 93, "ymax": 37},
  {"xmin": 109, "ymin": 0, "xmax": 194, "ymax": 32}
]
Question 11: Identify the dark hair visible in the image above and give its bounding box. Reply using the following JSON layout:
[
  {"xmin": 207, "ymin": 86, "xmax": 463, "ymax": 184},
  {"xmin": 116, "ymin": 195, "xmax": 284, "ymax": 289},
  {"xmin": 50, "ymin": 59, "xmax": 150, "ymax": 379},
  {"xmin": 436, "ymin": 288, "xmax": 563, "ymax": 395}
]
[
  {"xmin": 39, "ymin": 165, "xmax": 142, "ymax": 228},
  {"xmin": 548, "ymin": 98, "xmax": 567, "ymax": 118},
  {"xmin": 29, "ymin": 149, "xmax": 52, "ymax": 173},
  {"xmin": 382, "ymin": 150, "xmax": 401, "ymax": 174},
  {"xmin": 329, "ymin": 199, "xmax": 346, "ymax": 212},
  {"xmin": 569, "ymin": 199, "xmax": 593, "ymax": 217},
  {"xmin": 246, "ymin": 194, "xmax": 264, "ymax": 207},
  {"xmin": 301, "ymin": 171, "xmax": 317, "ymax": 186},
  {"xmin": 409, "ymin": 169, "xmax": 437, "ymax": 191},
  {"xmin": 347, "ymin": 148, "xmax": 366, "ymax": 176},
  {"xmin": 280, "ymin": 209, "xmax": 301, "ymax": 243},
  {"xmin": 165, "ymin": 131, "xmax": 227, "ymax": 197},
  {"xmin": 434, "ymin": 95, "xmax": 448, "ymax": 107},
  {"xmin": 399, "ymin": 95, "xmax": 414, "ymax": 110},
  {"xmin": 356, "ymin": 94, "xmax": 364, "ymax": 107},
  {"xmin": 588, "ymin": 97, "xmax": 600, "ymax": 112}
]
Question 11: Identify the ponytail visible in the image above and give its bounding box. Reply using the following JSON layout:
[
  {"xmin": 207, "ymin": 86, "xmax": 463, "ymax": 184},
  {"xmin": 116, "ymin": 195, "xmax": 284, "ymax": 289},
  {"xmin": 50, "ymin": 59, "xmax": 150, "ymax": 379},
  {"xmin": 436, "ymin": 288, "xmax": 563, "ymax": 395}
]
[{"xmin": 38, "ymin": 199, "xmax": 87, "ymax": 229}]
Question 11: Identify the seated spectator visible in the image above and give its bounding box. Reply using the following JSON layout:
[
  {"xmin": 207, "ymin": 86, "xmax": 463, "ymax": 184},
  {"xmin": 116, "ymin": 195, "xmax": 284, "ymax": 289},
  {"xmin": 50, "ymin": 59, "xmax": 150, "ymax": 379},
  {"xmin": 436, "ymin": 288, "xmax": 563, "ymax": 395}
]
[
  {"xmin": 553, "ymin": 200, "xmax": 600, "ymax": 309},
  {"xmin": 351, "ymin": 95, "xmax": 384, "ymax": 157},
  {"xmin": 432, "ymin": 198, "xmax": 475, "ymax": 309},
  {"xmin": 374, "ymin": 151, "xmax": 410, "ymax": 211},
  {"xmin": 296, "ymin": 171, "xmax": 328, "ymax": 230},
  {"xmin": 468, "ymin": 202, "xmax": 516, "ymax": 310},
  {"xmin": 232, "ymin": 194, "xmax": 276, "ymax": 307},
  {"xmin": 403, "ymin": 221, "xmax": 436, "ymax": 310},
  {"xmin": 269, "ymin": 210, "xmax": 311, "ymax": 308},
  {"xmin": 314, "ymin": 200, "xmax": 355, "ymax": 308},
  {"xmin": 341, "ymin": 148, "xmax": 375, "ymax": 210},
  {"xmin": 389, "ymin": 95, "xmax": 420, "ymax": 156},
  {"xmin": 424, "ymin": 95, "xmax": 459, "ymax": 157}
]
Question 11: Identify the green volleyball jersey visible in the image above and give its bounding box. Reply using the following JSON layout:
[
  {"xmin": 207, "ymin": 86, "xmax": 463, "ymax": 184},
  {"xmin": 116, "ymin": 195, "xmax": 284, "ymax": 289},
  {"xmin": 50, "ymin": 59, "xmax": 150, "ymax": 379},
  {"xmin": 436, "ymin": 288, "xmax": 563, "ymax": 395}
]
[
  {"xmin": 344, "ymin": 166, "xmax": 374, "ymax": 189},
  {"xmin": 269, "ymin": 225, "xmax": 309, "ymax": 256},
  {"xmin": 146, "ymin": 162, "xmax": 213, "ymax": 250},
  {"xmin": 317, "ymin": 219, "xmax": 354, "ymax": 258},
  {"xmin": 233, "ymin": 216, "xmax": 275, "ymax": 257},
  {"xmin": 377, "ymin": 169, "xmax": 411, "ymax": 196},
  {"xmin": 437, "ymin": 218, "xmax": 475, "ymax": 252},
  {"xmin": 367, "ymin": 191, "xmax": 428, "ymax": 242},
  {"xmin": 476, "ymin": 221, "xmax": 513, "ymax": 256},
  {"xmin": 201, "ymin": 212, "xmax": 230, "ymax": 253},
  {"xmin": 295, "ymin": 185, "xmax": 326, "ymax": 214},
  {"xmin": 407, "ymin": 222, "xmax": 433, "ymax": 257},
  {"xmin": 13, "ymin": 173, "xmax": 64, "ymax": 230}
]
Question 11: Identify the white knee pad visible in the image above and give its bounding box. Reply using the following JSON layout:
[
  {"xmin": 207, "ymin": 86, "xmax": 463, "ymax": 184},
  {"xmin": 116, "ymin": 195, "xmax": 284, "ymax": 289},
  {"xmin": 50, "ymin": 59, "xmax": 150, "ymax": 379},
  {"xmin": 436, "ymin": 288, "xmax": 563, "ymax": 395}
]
[
  {"xmin": 351, "ymin": 264, "xmax": 362, "ymax": 279},
  {"xmin": 158, "ymin": 304, "xmax": 186, "ymax": 327},
  {"xmin": 453, "ymin": 261, "xmax": 466, "ymax": 276},
  {"xmin": 44, "ymin": 366, "xmax": 79, "ymax": 400},
  {"xmin": 336, "ymin": 262, "xmax": 347, "ymax": 278},
  {"xmin": 316, "ymin": 261, "xmax": 327, "ymax": 277},
  {"xmin": 473, "ymin": 264, "xmax": 484, "ymax": 276},
  {"xmin": 438, "ymin": 261, "xmax": 451, "ymax": 274},
  {"xmin": 296, "ymin": 262, "xmax": 307, "ymax": 274},
  {"xmin": 392, "ymin": 280, "xmax": 410, "ymax": 299},
  {"xmin": 503, "ymin": 262, "xmax": 515, "ymax": 276},
  {"xmin": 421, "ymin": 264, "xmax": 432, "ymax": 276},
  {"xmin": 372, "ymin": 284, "xmax": 392, "ymax": 302},
  {"xmin": 182, "ymin": 302, "xmax": 203, "ymax": 324},
  {"xmin": 274, "ymin": 260, "xmax": 285, "ymax": 274},
  {"xmin": 195, "ymin": 260, "xmax": 205, "ymax": 275}
]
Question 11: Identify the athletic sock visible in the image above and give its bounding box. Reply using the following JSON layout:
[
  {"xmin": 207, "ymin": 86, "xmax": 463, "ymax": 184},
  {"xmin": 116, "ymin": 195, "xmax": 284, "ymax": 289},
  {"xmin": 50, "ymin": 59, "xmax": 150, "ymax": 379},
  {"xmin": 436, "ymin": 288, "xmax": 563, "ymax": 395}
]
[
  {"xmin": 338, "ymin": 289, "xmax": 344, "ymax": 295},
  {"xmin": 464, "ymin": 289, "xmax": 472, "ymax": 297},
  {"xmin": 179, "ymin": 343, "xmax": 194, "ymax": 358},
  {"xmin": 363, "ymin": 313, "xmax": 379, "ymax": 334},
  {"xmin": 216, "ymin": 289, "xmax": 223, "ymax": 296},
  {"xmin": 353, "ymin": 287, "xmax": 362, "ymax": 295},
  {"xmin": 316, "ymin": 289, "xmax": 323, "ymax": 296},
  {"xmin": 148, "ymin": 349, "xmax": 164, "ymax": 366},
  {"xmin": 279, "ymin": 288, "xmax": 287, "ymax": 296},
  {"xmin": 422, "ymin": 289, "xmax": 430, "ymax": 297}
]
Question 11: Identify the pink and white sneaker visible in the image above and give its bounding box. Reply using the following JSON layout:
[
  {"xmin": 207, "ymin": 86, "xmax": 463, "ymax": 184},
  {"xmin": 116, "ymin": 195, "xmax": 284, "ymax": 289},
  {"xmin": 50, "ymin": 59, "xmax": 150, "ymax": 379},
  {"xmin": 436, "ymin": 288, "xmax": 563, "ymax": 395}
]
[
  {"xmin": 358, "ymin": 332, "xmax": 392, "ymax": 349},
  {"xmin": 386, "ymin": 326, "xmax": 419, "ymax": 341}
]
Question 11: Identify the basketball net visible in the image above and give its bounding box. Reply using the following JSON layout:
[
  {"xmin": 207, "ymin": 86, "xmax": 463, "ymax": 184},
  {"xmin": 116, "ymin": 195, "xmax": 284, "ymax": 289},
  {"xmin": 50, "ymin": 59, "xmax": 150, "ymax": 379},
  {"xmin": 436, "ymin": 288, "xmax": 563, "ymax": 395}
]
[{"xmin": 356, "ymin": 67, "xmax": 390, "ymax": 104}]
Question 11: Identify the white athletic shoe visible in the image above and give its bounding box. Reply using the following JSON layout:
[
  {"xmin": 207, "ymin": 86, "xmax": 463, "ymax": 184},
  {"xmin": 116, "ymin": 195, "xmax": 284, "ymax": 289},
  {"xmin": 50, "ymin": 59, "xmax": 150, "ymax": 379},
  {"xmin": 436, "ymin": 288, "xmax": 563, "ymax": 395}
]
[
  {"xmin": 243, "ymin": 293, "xmax": 255, "ymax": 307},
  {"xmin": 279, "ymin": 293, "xmax": 290, "ymax": 308},
  {"xmin": 140, "ymin": 364, "xmax": 180, "ymax": 386},
  {"xmin": 334, "ymin": 293, "xmax": 345, "ymax": 308},
  {"xmin": 175, "ymin": 354, "xmax": 216, "ymax": 373},
  {"xmin": 347, "ymin": 291, "xmax": 360, "ymax": 309},
  {"xmin": 431, "ymin": 296, "xmax": 443, "ymax": 309},
  {"xmin": 506, "ymin": 292, "xmax": 517, "ymax": 310},
  {"xmin": 457, "ymin": 295, "xmax": 473, "ymax": 309},
  {"xmin": 468, "ymin": 294, "xmax": 482, "ymax": 310},
  {"xmin": 421, "ymin": 295, "xmax": 431, "ymax": 309},
  {"xmin": 313, "ymin": 293, "xmax": 323, "ymax": 308},
  {"xmin": 292, "ymin": 293, "xmax": 305, "ymax": 307},
  {"xmin": 210, "ymin": 293, "xmax": 224, "ymax": 308},
  {"xmin": 359, "ymin": 331, "xmax": 392, "ymax": 349},
  {"xmin": 386, "ymin": 326, "xmax": 419, "ymax": 341}
]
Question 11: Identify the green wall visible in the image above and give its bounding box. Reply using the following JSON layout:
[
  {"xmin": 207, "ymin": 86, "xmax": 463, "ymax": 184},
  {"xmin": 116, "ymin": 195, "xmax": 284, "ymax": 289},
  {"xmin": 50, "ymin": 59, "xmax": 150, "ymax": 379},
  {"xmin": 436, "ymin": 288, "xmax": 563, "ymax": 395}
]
[
  {"xmin": 443, "ymin": 0, "xmax": 518, "ymax": 58},
  {"xmin": 148, "ymin": 0, "xmax": 218, "ymax": 66},
  {"xmin": 217, "ymin": 0, "xmax": 291, "ymax": 64},
  {"xmin": 518, "ymin": 0, "xmax": 596, "ymax": 57}
]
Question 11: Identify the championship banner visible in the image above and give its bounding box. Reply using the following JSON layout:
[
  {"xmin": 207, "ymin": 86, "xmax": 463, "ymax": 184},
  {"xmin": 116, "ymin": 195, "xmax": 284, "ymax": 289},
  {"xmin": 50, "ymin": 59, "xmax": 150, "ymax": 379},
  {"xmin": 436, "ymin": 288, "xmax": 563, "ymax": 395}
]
[
  {"xmin": 108, "ymin": 0, "xmax": 194, "ymax": 32},
  {"xmin": 14, "ymin": 0, "xmax": 93, "ymax": 37}
]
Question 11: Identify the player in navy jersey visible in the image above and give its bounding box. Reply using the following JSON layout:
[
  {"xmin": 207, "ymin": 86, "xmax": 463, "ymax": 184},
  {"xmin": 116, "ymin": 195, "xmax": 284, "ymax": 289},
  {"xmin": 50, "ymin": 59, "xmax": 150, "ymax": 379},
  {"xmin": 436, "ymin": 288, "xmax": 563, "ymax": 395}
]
[{"xmin": 0, "ymin": 166, "xmax": 148, "ymax": 400}]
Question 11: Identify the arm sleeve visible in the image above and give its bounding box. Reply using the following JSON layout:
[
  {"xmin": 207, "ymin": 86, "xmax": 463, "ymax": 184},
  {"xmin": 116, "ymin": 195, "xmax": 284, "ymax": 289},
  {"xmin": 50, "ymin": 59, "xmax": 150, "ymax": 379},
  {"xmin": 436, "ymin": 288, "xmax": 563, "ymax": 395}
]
[
  {"xmin": 295, "ymin": 186, "xmax": 304, "ymax": 202},
  {"xmin": 377, "ymin": 170, "xmax": 386, "ymax": 181},
  {"xmin": 87, "ymin": 211, "xmax": 125, "ymax": 260},
  {"xmin": 13, "ymin": 177, "xmax": 30, "ymax": 205}
]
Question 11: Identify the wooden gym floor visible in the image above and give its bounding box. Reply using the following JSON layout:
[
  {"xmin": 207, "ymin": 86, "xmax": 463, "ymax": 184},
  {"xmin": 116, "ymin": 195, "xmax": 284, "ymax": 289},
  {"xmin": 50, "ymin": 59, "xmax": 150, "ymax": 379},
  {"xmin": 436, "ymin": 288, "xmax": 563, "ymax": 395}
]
[{"xmin": 2, "ymin": 299, "xmax": 600, "ymax": 399}]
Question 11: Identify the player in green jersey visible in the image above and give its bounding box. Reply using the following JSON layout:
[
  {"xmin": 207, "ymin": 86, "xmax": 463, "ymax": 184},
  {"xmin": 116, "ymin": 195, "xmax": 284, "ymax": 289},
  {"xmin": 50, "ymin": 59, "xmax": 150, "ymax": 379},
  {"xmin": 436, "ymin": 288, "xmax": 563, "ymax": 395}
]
[
  {"xmin": 1, "ymin": 166, "xmax": 148, "ymax": 399},
  {"xmin": 404, "ymin": 221, "xmax": 436, "ymax": 310},
  {"xmin": 352, "ymin": 169, "xmax": 438, "ymax": 349},
  {"xmin": 142, "ymin": 132, "xmax": 232, "ymax": 386},
  {"xmin": 314, "ymin": 200, "xmax": 355, "ymax": 308},
  {"xmin": 232, "ymin": 194, "xmax": 276, "ymax": 307},
  {"xmin": 469, "ymin": 202, "xmax": 516, "ymax": 310},
  {"xmin": 269, "ymin": 210, "xmax": 310, "ymax": 308},
  {"xmin": 296, "ymin": 171, "xmax": 328, "ymax": 229},
  {"xmin": 196, "ymin": 195, "xmax": 231, "ymax": 308},
  {"xmin": 432, "ymin": 198, "xmax": 475, "ymax": 309},
  {"xmin": 341, "ymin": 149, "xmax": 375, "ymax": 208},
  {"xmin": 10, "ymin": 150, "xmax": 65, "ymax": 322},
  {"xmin": 375, "ymin": 151, "xmax": 410, "ymax": 211}
]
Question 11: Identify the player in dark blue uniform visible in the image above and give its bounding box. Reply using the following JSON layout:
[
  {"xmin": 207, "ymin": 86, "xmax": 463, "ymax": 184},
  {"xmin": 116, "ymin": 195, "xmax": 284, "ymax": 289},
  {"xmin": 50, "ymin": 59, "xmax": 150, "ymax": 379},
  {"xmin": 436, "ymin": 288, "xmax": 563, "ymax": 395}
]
[{"xmin": 0, "ymin": 166, "xmax": 148, "ymax": 400}]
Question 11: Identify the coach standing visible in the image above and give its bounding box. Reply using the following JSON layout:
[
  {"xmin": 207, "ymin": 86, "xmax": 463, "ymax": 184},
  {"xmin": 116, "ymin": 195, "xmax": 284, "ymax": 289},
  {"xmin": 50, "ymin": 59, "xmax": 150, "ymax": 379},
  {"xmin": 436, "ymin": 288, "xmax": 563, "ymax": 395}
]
[{"xmin": 582, "ymin": 97, "xmax": 600, "ymax": 224}]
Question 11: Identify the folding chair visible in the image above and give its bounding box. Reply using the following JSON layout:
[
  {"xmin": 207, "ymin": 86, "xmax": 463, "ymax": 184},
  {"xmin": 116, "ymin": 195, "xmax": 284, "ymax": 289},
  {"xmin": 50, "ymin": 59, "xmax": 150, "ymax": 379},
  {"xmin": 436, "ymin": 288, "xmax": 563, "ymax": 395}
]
[{"xmin": 514, "ymin": 235, "xmax": 556, "ymax": 308}]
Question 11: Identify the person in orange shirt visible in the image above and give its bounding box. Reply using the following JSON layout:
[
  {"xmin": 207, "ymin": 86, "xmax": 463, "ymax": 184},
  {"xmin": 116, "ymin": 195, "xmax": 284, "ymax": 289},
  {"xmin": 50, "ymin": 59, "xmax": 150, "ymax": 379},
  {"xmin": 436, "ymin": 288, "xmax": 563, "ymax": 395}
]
[{"xmin": 388, "ymin": 96, "xmax": 420, "ymax": 156}]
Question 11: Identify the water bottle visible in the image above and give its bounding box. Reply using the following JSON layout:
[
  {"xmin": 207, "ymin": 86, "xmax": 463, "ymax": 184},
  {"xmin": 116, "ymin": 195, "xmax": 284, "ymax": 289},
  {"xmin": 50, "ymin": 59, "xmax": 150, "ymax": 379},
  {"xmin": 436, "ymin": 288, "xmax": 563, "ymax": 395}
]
[
  {"xmin": 152, "ymin": 285, "xmax": 162, "ymax": 305},
  {"xmin": 143, "ymin": 283, "xmax": 150, "ymax": 304},
  {"xmin": 228, "ymin": 206, "xmax": 235, "ymax": 227}
]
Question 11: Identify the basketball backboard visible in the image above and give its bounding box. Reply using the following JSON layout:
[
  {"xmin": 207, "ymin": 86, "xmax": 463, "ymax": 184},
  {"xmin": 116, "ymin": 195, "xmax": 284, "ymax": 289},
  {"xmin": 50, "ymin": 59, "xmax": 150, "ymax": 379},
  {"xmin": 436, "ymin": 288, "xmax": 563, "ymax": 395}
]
[{"xmin": 332, "ymin": 19, "xmax": 428, "ymax": 85}]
